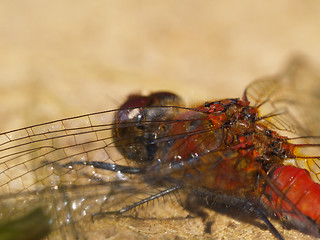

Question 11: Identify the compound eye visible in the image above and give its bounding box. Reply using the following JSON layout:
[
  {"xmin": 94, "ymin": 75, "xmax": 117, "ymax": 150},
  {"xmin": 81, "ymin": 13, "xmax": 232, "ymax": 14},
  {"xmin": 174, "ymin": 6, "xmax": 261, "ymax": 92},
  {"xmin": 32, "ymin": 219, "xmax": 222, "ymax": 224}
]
[
  {"xmin": 115, "ymin": 95, "xmax": 149, "ymax": 123},
  {"xmin": 115, "ymin": 91, "xmax": 183, "ymax": 124},
  {"xmin": 119, "ymin": 95, "xmax": 151, "ymax": 109},
  {"xmin": 149, "ymin": 92, "xmax": 182, "ymax": 106},
  {"xmin": 120, "ymin": 92, "xmax": 182, "ymax": 109}
]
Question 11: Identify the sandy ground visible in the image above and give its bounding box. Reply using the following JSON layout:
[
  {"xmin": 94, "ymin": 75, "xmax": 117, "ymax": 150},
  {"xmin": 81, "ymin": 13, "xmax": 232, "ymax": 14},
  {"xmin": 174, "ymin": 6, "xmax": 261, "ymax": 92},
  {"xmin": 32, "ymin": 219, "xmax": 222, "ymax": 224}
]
[{"xmin": 1, "ymin": 1, "xmax": 320, "ymax": 239}]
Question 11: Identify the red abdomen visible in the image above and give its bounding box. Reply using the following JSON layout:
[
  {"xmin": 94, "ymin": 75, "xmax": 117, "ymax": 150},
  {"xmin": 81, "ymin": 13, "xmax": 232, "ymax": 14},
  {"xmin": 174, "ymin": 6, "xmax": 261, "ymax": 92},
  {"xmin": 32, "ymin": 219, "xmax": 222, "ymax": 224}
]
[{"xmin": 265, "ymin": 165, "xmax": 320, "ymax": 225}]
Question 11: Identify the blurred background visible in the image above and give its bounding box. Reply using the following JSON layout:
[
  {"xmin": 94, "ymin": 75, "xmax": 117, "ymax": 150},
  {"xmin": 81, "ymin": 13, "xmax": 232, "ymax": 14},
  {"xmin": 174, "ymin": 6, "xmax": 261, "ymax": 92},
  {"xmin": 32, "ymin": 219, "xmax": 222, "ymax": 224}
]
[{"xmin": 1, "ymin": 1, "xmax": 320, "ymax": 239}]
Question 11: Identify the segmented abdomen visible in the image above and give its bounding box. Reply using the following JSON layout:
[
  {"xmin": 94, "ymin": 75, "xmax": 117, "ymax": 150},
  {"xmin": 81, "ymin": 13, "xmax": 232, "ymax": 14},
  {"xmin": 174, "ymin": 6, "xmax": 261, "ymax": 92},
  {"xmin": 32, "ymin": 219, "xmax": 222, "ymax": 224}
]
[{"xmin": 265, "ymin": 165, "xmax": 320, "ymax": 225}]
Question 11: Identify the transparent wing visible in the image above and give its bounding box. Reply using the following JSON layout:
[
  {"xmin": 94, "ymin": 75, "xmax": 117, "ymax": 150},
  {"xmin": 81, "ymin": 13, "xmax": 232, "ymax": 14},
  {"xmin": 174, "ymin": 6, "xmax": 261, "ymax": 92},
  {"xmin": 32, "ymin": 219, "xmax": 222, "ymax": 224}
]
[
  {"xmin": 0, "ymin": 110, "xmax": 126, "ymax": 194},
  {"xmin": 0, "ymin": 107, "xmax": 199, "ymax": 239},
  {"xmin": 244, "ymin": 58, "xmax": 320, "ymax": 136},
  {"xmin": 0, "ymin": 110, "xmax": 127, "ymax": 238},
  {"xmin": 244, "ymin": 58, "xmax": 320, "ymax": 182}
]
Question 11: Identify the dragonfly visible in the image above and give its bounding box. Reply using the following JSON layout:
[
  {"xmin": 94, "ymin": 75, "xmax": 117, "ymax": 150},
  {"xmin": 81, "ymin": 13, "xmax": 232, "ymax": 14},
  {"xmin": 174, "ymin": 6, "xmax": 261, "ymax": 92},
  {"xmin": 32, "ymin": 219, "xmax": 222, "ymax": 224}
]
[{"xmin": 1, "ymin": 58, "xmax": 320, "ymax": 240}]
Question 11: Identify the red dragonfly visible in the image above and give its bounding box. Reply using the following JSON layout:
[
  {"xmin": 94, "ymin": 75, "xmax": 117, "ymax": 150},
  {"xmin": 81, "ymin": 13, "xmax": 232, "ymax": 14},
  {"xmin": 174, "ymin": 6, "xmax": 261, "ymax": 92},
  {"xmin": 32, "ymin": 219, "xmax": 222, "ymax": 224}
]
[{"xmin": 0, "ymin": 59, "xmax": 320, "ymax": 240}]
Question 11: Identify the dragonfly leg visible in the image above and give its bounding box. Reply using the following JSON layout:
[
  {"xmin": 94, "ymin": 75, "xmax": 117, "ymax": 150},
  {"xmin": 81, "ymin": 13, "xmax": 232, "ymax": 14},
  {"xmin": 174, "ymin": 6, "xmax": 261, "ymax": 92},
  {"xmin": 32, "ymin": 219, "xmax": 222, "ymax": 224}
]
[
  {"xmin": 92, "ymin": 185, "xmax": 180, "ymax": 221},
  {"xmin": 244, "ymin": 201, "xmax": 284, "ymax": 240},
  {"xmin": 182, "ymin": 192, "xmax": 214, "ymax": 234}
]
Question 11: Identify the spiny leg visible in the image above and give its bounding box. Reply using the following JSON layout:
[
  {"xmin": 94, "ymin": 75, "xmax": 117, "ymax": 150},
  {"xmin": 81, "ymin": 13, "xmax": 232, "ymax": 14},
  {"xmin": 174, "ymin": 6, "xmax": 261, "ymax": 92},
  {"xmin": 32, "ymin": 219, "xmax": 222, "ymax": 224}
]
[
  {"xmin": 92, "ymin": 185, "xmax": 180, "ymax": 220},
  {"xmin": 244, "ymin": 201, "xmax": 284, "ymax": 240},
  {"xmin": 183, "ymin": 192, "xmax": 213, "ymax": 234}
]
